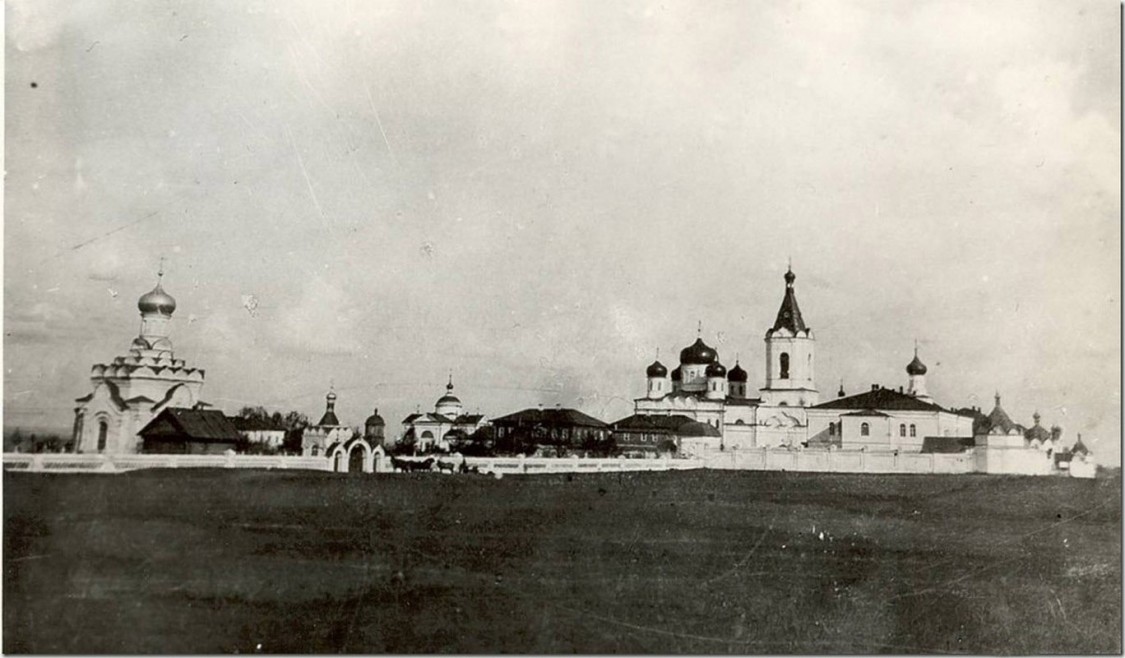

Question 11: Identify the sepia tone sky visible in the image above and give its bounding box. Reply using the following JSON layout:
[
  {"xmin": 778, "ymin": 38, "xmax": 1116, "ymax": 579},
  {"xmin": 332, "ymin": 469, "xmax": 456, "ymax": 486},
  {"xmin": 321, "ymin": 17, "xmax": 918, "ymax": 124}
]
[{"xmin": 4, "ymin": 1, "xmax": 1120, "ymax": 463}]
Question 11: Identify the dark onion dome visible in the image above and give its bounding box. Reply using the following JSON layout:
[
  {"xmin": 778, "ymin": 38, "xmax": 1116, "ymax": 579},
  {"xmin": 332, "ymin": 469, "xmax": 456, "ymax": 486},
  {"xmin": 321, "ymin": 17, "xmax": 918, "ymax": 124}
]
[
  {"xmin": 138, "ymin": 282, "xmax": 176, "ymax": 316},
  {"xmin": 705, "ymin": 362, "xmax": 727, "ymax": 378},
  {"xmin": 365, "ymin": 408, "xmax": 385, "ymax": 426},
  {"xmin": 679, "ymin": 337, "xmax": 718, "ymax": 365},
  {"xmin": 727, "ymin": 362, "xmax": 748, "ymax": 383},
  {"xmin": 906, "ymin": 353, "xmax": 928, "ymax": 376},
  {"xmin": 646, "ymin": 360, "xmax": 668, "ymax": 378},
  {"xmin": 671, "ymin": 366, "xmax": 683, "ymax": 381}
]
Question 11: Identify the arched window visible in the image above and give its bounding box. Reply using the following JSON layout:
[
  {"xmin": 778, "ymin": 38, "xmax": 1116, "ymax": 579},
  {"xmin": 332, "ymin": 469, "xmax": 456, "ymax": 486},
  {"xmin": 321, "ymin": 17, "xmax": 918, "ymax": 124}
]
[
  {"xmin": 909, "ymin": 424, "xmax": 916, "ymax": 437},
  {"xmin": 97, "ymin": 420, "xmax": 108, "ymax": 453},
  {"xmin": 779, "ymin": 353, "xmax": 790, "ymax": 379},
  {"xmin": 421, "ymin": 431, "xmax": 434, "ymax": 439},
  {"xmin": 899, "ymin": 424, "xmax": 906, "ymax": 437},
  {"xmin": 311, "ymin": 445, "xmax": 319, "ymax": 456},
  {"xmin": 860, "ymin": 423, "xmax": 870, "ymax": 437}
]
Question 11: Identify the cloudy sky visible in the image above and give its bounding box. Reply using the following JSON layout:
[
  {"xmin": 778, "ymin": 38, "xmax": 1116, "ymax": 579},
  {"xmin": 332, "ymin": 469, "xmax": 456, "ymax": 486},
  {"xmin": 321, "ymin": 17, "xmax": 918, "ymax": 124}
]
[{"xmin": 5, "ymin": 0, "xmax": 1120, "ymax": 462}]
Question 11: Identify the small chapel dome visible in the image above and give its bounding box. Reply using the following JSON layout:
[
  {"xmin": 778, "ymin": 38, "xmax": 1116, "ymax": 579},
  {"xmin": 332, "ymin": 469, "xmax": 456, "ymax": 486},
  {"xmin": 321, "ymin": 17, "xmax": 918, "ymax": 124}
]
[
  {"xmin": 138, "ymin": 283, "xmax": 176, "ymax": 316},
  {"xmin": 727, "ymin": 363, "xmax": 748, "ymax": 383},
  {"xmin": 436, "ymin": 378, "xmax": 460, "ymax": 406},
  {"xmin": 679, "ymin": 338, "xmax": 718, "ymax": 365},
  {"xmin": 906, "ymin": 353, "xmax": 927, "ymax": 376},
  {"xmin": 646, "ymin": 360, "xmax": 668, "ymax": 378},
  {"xmin": 705, "ymin": 362, "xmax": 727, "ymax": 378},
  {"xmin": 365, "ymin": 408, "xmax": 385, "ymax": 427}
]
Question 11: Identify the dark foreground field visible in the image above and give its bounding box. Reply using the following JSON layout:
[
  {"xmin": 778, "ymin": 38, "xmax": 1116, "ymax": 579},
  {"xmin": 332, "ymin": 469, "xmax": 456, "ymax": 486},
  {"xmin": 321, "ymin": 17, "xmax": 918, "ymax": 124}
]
[{"xmin": 4, "ymin": 469, "xmax": 1120, "ymax": 654}]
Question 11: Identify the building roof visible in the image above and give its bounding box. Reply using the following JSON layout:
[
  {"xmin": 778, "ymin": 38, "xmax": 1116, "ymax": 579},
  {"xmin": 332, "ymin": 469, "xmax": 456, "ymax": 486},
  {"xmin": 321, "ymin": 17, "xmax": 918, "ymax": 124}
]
[
  {"xmin": 491, "ymin": 407, "xmax": 608, "ymax": 429},
  {"xmin": 317, "ymin": 410, "xmax": 341, "ymax": 427},
  {"xmin": 982, "ymin": 394, "xmax": 1019, "ymax": 435},
  {"xmin": 841, "ymin": 409, "xmax": 889, "ymax": 417},
  {"xmin": 646, "ymin": 360, "xmax": 668, "ymax": 378},
  {"xmin": 611, "ymin": 414, "xmax": 723, "ymax": 438},
  {"xmin": 139, "ymin": 408, "xmax": 242, "ymax": 442},
  {"xmin": 1025, "ymin": 423, "xmax": 1052, "ymax": 443},
  {"xmin": 727, "ymin": 362, "xmax": 748, "ymax": 383},
  {"xmin": 1072, "ymin": 435, "xmax": 1090, "ymax": 454},
  {"xmin": 365, "ymin": 409, "xmax": 385, "ymax": 426},
  {"xmin": 768, "ymin": 267, "xmax": 807, "ymax": 335},
  {"xmin": 811, "ymin": 386, "xmax": 946, "ymax": 413}
]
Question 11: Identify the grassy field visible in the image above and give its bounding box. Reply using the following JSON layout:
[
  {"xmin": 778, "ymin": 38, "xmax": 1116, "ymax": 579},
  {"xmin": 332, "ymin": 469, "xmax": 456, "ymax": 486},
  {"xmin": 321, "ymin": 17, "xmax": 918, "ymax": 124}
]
[{"xmin": 3, "ymin": 468, "xmax": 1120, "ymax": 654}]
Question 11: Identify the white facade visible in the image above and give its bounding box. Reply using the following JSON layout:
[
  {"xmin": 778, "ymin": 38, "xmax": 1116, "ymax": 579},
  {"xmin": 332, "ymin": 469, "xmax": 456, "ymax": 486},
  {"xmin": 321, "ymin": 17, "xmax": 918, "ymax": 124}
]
[{"xmin": 73, "ymin": 274, "xmax": 206, "ymax": 455}]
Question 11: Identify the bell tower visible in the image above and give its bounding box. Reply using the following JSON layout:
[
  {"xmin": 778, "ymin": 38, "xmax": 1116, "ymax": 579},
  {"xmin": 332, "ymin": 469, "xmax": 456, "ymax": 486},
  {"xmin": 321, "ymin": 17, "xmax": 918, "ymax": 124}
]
[{"xmin": 760, "ymin": 265, "xmax": 818, "ymax": 407}]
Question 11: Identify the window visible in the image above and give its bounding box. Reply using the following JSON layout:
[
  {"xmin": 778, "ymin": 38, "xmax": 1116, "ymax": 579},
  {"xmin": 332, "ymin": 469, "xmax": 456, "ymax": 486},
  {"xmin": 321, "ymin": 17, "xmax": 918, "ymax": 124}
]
[
  {"xmin": 899, "ymin": 424, "xmax": 906, "ymax": 437},
  {"xmin": 829, "ymin": 423, "xmax": 835, "ymax": 437},
  {"xmin": 779, "ymin": 353, "xmax": 790, "ymax": 379},
  {"xmin": 97, "ymin": 421, "xmax": 108, "ymax": 452},
  {"xmin": 860, "ymin": 423, "xmax": 870, "ymax": 437},
  {"xmin": 909, "ymin": 424, "xmax": 916, "ymax": 437}
]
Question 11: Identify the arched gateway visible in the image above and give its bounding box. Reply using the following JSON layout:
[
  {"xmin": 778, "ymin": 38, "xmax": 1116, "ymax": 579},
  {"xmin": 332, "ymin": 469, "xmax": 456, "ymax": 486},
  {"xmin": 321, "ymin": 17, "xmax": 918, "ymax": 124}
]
[{"xmin": 326, "ymin": 437, "xmax": 385, "ymax": 473}]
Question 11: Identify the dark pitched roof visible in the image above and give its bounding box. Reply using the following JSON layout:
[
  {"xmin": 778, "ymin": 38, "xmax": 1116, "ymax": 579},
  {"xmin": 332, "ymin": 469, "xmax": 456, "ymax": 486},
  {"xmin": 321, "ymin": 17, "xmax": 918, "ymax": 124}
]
[
  {"xmin": 139, "ymin": 408, "xmax": 242, "ymax": 442},
  {"xmin": 768, "ymin": 268, "xmax": 807, "ymax": 335},
  {"xmin": 491, "ymin": 408, "xmax": 608, "ymax": 429},
  {"xmin": 453, "ymin": 414, "xmax": 485, "ymax": 424},
  {"xmin": 612, "ymin": 414, "xmax": 696, "ymax": 432},
  {"xmin": 982, "ymin": 395, "xmax": 1019, "ymax": 435},
  {"xmin": 841, "ymin": 409, "xmax": 889, "ymax": 417},
  {"xmin": 317, "ymin": 411, "xmax": 341, "ymax": 427},
  {"xmin": 811, "ymin": 387, "xmax": 946, "ymax": 413}
]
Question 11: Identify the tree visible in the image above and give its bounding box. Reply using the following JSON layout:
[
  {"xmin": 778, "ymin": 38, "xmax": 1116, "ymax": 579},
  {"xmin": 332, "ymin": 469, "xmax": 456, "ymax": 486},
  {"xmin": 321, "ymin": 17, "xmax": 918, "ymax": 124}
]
[{"xmin": 236, "ymin": 407, "xmax": 309, "ymax": 455}]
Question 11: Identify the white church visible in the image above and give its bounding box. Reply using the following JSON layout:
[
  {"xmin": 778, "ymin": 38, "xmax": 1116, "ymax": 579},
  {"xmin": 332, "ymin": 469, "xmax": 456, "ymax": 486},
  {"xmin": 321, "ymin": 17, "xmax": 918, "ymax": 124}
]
[{"xmin": 72, "ymin": 269, "xmax": 207, "ymax": 454}]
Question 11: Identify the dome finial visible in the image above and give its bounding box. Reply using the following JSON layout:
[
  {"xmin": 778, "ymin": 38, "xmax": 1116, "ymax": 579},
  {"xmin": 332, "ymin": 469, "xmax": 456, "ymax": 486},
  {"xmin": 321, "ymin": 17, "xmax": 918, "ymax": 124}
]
[
  {"xmin": 697, "ymin": 320, "xmax": 702, "ymax": 337},
  {"xmin": 447, "ymin": 370, "xmax": 454, "ymax": 391},
  {"xmin": 158, "ymin": 255, "xmax": 165, "ymax": 281},
  {"xmin": 783, "ymin": 262, "xmax": 796, "ymax": 287}
]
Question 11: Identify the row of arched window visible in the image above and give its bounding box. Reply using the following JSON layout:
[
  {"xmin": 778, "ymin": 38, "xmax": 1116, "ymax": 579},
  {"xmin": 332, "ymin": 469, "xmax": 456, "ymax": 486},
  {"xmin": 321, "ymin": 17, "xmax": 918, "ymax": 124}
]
[{"xmin": 827, "ymin": 422, "xmax": 917, "ymax": 437}]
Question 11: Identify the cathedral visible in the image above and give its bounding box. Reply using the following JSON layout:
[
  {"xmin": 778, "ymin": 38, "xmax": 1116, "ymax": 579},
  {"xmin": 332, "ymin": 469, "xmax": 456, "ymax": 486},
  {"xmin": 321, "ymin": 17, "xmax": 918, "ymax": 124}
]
[
  {"xmin": 634, "ymin": 267, "xmax": 978, "ymax": 455},
  {"xmin": 635, "ymin": 267, "xmax": 820, "ymax": 454},
  {"xmin": 72, "ymin": 269, "xmax": 207, "ymax": 454}
]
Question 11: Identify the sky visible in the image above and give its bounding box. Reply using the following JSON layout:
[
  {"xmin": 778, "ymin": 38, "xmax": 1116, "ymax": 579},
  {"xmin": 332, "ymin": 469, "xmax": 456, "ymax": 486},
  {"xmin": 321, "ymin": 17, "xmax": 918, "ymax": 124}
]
[{"xmin": 4, "ymin": 0, "xmax": 1120, "ymax": 463}]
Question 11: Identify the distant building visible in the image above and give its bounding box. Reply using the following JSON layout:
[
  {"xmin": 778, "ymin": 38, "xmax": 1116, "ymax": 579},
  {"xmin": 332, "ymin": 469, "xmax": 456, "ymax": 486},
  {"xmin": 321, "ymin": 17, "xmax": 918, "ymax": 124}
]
[
  {"xmin": 491, "ymin": 407, "xmax": 609, "ymax": 456},
  {"xmin": 231, "ymin": 417, "xmax": 287, "ymax": 450},
  {"xmin": 301, "ymin": 388, "xmax": 353, "ymax": 457},
  {"xmin": 363, "ymin": 408, "xmax": 386, "ymax": 448},
  {"xmin": 610, "ymin": 414, "xmax": 720, "ymax": 458},
  {"xmin": 138, "ymin": 407, "xmax": 244, "ymax": 454},
  {"xmin": 634, "ymin": 267, "xmax": 821, "ymax": 453},
  {"xmin": 806, "ymin": 364, "xmax": 975, "ymax": 452},
  {"xmin": 72, "ymin": 268, "xmax": 207, "ymax": 454},
  {"xmin": 401, "ymin": 376, "xmax": 486, "ymax": 453}
]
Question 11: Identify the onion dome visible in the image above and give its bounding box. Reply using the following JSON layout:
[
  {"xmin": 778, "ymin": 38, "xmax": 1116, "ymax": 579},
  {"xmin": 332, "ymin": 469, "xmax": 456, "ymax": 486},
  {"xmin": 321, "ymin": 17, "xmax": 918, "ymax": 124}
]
[
  {"xmin": 679, "ymin": 338, "xmax": 718, "ymax": 365},
  {"xmin": 705, "ymin": 362, "xmax": 727, "ymax": 378},
  {"xmin": 437, "ymin": 376, "xmax": 461, "ymax": 406},
  {"xmin": 906, "ymin": 351, "xmax": 927, "ymax": 376},
  {"xmin": 727, "ymin": 362, "xmax": 748, "ymax": 383},
  {"xmin": 138, "ymin": 281, "xmax": 176, "ymax": 316},
  {"xmin": 365, "ymin": 408, "xmax": 385, "ymax": 427},
  {"xmin": 671, "ymin": 366, "xmax": 683, "ymax": 382},
  {"xmin": 646, "ymin": 360, "xmax": 668, "ymax": 378}
]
